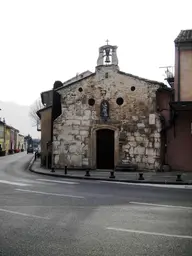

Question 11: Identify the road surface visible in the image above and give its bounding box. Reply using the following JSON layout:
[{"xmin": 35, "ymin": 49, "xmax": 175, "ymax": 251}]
[{"xmin": 0, "ymin": 153, "xmax": 192, "ymax": 256}]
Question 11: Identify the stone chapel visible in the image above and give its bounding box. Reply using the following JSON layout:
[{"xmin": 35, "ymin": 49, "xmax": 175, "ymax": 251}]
[{"xmin": 52, "ymin": 42, "xmax": 168, "ymax": 171}]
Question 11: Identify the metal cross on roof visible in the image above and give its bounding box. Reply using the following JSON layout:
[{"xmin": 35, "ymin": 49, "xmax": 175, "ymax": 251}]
[{"xmin": 106, "ymin": 39, "xmax": 109, "ymax": 45}]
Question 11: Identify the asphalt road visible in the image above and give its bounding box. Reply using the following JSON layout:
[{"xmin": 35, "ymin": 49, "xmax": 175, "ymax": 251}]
[{"xmin": 0, "ymin": 153, "xmax": 192, "ymax": 256}]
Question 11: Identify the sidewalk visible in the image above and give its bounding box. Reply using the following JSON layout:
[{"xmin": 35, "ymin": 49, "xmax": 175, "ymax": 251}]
[{"xmin": 30, "ymin": 158, "xmax": 192, "ymax": 185}]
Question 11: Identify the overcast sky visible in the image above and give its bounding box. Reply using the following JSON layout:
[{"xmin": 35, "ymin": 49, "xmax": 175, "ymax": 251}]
[{"xmin": 0, "ymin": 0, "xmax": 191, "ymax": 106}]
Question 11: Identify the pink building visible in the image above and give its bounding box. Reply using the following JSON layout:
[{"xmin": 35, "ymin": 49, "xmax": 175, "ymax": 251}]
[{"xmin": 159, "ymin": 30, "xmax": 192, "ymax": 171}]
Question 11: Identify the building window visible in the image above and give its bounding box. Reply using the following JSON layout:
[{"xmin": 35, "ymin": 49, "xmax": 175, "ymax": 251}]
[
  {"xmin": 116, "ymin": 97, "xmax": 124, "ymax": 106},
  {"xmin": 88, "ymin": 98, "xmax": 95, "ymax": 106},
  {"xmin": 105, "ymin": 73, "xmax": 108, "ymax": 78},
  {"xmin": 131, "ymin": 86, "xmax": 136, "ymax": 91},
  {"xmin": 78, "ymin": 87, "xmax": 83, "ymax": 92}
]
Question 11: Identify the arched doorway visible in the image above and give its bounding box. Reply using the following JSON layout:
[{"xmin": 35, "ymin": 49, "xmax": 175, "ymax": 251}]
[{"xmin": 96, "ymin": 129, "xmax": 114, "ymax": 169}]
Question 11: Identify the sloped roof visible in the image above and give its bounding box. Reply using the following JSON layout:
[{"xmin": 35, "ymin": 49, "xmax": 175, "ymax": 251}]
[
  {"xmin": 18, "ymin": 134, "xmax": 25, "ymax": 137},
  {"xmin": 54, "ymin": 69, "xmax": 167, "ymax": 93},
  {"xmin": 56, "ymin": 70, "xmax": 94, "ymax": 91},
  {"xmin": 174, "ymin": 30, "xmax": 192, "ymax": 43},
  {"xmin": 118, "ymin": 71, "xmax": 167, "ymax": 87},
  {"xmin": 4, "ymin": 124, "xmax": 19, "ymax": 132},
  {"xmin": 40, "ymin": 71, "xmax": 94, "ymax": 94},
  {"xmin": 63, "ymin": 70, "xmax": 93, "ymax": 86},
  {"xmin": 157, "ymin": 86, "xmax": 173, "ymax": 93},
  {"xmin": 36, "ymin": 106, "xmax": 52, "ymax": 119}
]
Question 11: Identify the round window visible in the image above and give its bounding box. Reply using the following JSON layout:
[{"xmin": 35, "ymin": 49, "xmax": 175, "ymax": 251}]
[
  {"xmin": 116, "ymin": 97, "xmax": 124, "ymax": 106},
  {"xmin": 78, "ymin": 87, "xmax": 83, "ymax": 92},
  {"xmin": 131, "ymin": 86, "xmax": 135, "ymax": 91},
  {"xmin": 88, "ymin": 98, "xmax": 95, "ymax": 106}
]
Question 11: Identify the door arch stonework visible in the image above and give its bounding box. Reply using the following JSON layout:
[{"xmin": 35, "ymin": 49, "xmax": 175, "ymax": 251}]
[{"xmin": 89, "ymin": 125, "xmax": 119, "ymax": 169}]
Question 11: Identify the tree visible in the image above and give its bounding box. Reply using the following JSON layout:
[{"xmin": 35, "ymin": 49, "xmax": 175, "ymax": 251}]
[{"xmin": 29, "ymin": 98, "xmax": 43, "ymax": 127}]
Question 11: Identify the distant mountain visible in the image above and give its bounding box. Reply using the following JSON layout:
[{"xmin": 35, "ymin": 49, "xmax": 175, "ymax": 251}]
[{"xmin": 0, "ymin": 100, "xmax": 40, "ymax": 138}]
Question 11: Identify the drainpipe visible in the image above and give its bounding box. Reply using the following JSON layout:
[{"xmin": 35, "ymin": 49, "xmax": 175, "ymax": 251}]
[
  {"xmin": 51, "ymin": 90, "xmax": 54, "ymax": 170},
  {"xmin": 51, "ymin": 81, "xmax": 62, "ymax": 170},
  {"xmin": 177, "ymin": 46, "xmax": 180, "ymax": 102}
]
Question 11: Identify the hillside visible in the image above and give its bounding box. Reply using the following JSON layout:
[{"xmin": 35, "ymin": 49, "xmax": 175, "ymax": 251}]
[{"xmin": 0, "ymin": 101, "xmax": 40, "ymax": 138}]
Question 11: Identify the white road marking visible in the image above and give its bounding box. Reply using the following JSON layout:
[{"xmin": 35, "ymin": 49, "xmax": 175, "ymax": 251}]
[
  {"xmin": 100, "ymin": 181, "xmax": 134, "ymax": 185},
  {"xmin": 36, "ymin": 179, "xmax": 79, "ymax": 185},
  {"xmin": 129, "ymin": 201, "xmax": 192, "ymax": 210},
  {"xmin": 16, "ymin": 179, "xmax": 53, "ymax": 185},
  {"xmin": 100, "ymin": 180, "xmax": 192, "ymax": 189},
  {"xmin": 15, "ymin": 189, "xmax": 84, "ymax": 199},
  {"xmin": 106, "ymin": 227, "xmax": 192, "ymax": 239},
  {"xmin": 0, "ymin": 208, "xmax": 49, "ymax": 219},
  {"xmin": 0, "ymin": 180, "xmax": 29, "ymax": 186}
]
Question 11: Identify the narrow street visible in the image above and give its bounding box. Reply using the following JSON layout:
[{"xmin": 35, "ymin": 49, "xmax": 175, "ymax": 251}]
[{"xmin": 0, "ymin": 153, "xmax": 192, "ymax": 256}]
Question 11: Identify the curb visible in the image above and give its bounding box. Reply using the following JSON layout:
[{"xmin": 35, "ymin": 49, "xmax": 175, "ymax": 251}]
[
  {"xmin": 29, "ymin": 163, "xmax": 192, "ymax": 186},
  {"xmin": 28, "ymin": 156, "xmax": 36, "ymax": 171}
]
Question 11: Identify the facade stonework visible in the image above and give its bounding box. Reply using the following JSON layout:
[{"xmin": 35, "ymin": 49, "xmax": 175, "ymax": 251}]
[{"xmin": 52, "ymin": 46, "xmax": 166, "ymax": 171}]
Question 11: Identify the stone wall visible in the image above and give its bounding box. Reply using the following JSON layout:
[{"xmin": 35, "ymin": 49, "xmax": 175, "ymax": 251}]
[
  {"xmin": 40, "ymin": 107, "xmax": 52, "ymax": 167},
  {"xmin": 53, "ymin": 65, "xmax": 163, "ymax": 170}
]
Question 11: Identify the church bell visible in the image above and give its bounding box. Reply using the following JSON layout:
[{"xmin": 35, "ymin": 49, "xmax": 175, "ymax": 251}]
[
  {"xmin": 105, "ymin": 55, "xmax": 110, "ymax": 63},
  {"xmin": 105, "ymin": 47, "xmax": 111, "ymax": 63}
]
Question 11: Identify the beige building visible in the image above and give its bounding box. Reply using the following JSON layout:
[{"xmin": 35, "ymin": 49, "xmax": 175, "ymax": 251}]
[
  {"xmin": 37, "ymin": 106, "xmax": 52, "ymax": 168},
  {"xmin": 52, "ymin": 43, "xmax": 168, "ymax": 171},
  {"xmin": 17, "ymin": 134, "xmax": 25, "ymax": 151},
  {"xmin": 174, "ymin": 30, "xmax": 192, "ymax": 101}
]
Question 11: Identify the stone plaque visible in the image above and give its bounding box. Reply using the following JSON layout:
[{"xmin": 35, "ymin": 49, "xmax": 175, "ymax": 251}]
[{"xmin": 149, "ymin": 114, "xmax": 156, "ymax": 125}]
